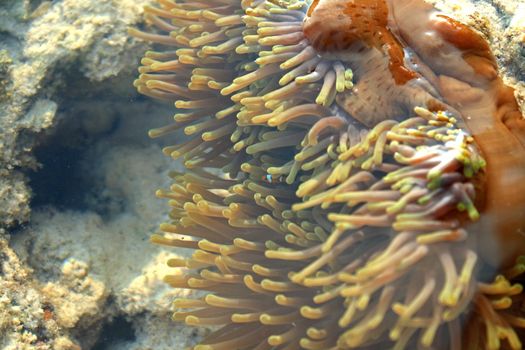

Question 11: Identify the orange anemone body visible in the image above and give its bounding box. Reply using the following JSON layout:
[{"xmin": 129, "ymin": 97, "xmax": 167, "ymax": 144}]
[{"xmin": 304, "ymin": 0, "xmax": 525, "ymax": 267}]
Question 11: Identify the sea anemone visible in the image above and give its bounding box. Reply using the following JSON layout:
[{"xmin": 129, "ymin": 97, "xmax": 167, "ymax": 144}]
[{"xmin": 129, "ymin": 0, "xmax": 525, "ymax": 349}]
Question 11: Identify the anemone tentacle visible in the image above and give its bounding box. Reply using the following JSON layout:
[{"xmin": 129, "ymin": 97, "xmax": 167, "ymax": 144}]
[{"xmin": 131, "ymin": 0, "xmax": 525, "ymax": 349}]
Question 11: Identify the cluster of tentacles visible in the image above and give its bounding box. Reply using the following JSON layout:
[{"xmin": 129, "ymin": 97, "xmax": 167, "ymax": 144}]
[{"xmin": 130, "ymin": 0, "xmax": 525, "ymax": 349}]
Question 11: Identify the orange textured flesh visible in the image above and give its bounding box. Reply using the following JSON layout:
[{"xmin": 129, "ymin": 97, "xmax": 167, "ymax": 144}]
[
  {"xmin": 392, "ymin": 0, "xmax": 525, "ymax": 267},
  {"xmin": 430, "ymin": 15, "xmax": 525, "ymax": 267},
  {"xmin": 305, "ymin": 0, "xmax": 525, "ymax": 267},
  {"xmin": 303, "ymin": 0, "xmax": 417, "ymax": 85}
]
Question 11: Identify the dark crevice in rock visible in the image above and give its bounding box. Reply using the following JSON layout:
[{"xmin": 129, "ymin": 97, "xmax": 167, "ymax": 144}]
[
  {"xmin": 92, "ymin": 315, "xmax": 136, "ymax": 350},
  {"xmin": 29, "ymin": 136, "xmax": 92, "ymax": 211},
  {"xmin": 24, "ymin": 64, "xmax": 140, "ymax": 214}
]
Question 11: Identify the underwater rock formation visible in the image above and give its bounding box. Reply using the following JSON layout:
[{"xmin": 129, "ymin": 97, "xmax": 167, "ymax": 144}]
[
  {"xmin": 0, "ymin": 1, "xmax": 205, "ymax": 349},
  {"xmin": 131, "ymin": 0, "xmax": 525, "ymax": 349},
  {"xmin": 0, "ymin": 0, "xmax": 152, "ymax": 227}
]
